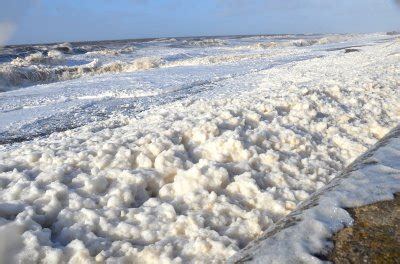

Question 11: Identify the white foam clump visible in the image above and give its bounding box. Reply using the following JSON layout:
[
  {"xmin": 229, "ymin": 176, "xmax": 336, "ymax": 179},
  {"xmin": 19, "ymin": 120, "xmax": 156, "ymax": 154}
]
[
  {"xmin": 230, "ymin": 126, "xmax": 400, "ymax": 263},
  {"xmin": 0, "ymin": 39, "xmax": 399, "ymax": 263}
]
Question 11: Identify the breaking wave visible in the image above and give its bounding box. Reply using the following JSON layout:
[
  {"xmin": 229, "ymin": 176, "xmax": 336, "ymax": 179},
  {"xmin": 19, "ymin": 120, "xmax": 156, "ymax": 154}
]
[
  {"xmin": 236, "ymin": 35, "xmax": 352, "ymax": 50},
  {"xmin": 0, "ymin": 50, "xmax": 263, "ymax": 92},
  {"xmin": 180, "ymin": 38, "xmax": 228, "ymax": 47},
  {"xmin": 386, "ymin": 31, "xmax": 399, "ymax": 36},
  {"xmin": 52, "ymin": 42, "xmax": 74, "ymax": 53},
  {"xmin": 10, "ymin": 50, "xmax": 65, "ymax": 66},
  {"xmin": 292, "ymin": 35, "xmax": 348, "ymax": 47},
  {"xmin": 0, "ymin": 34, "xmax": 358, "ymax": 92},
  {"xmin": 85, "ymin": 46, "xmax": 135, "ymax": 56},
  {"xmin": 0, "ymin": 45, "xmax": 274, "ymax": 92},
  {"xmin": 292, "ymin": 35, "xmax": 351, "ymax": 47},
  {"xmin": 167, "ymin": 54, "xmax": 263, "ymax": 68},
  {"xmin": 0, "ymin": 57, "xmax": 164, "ymax": 92},
  {"xmin": 149, "ymin": 38, "xmax": 178, "ymax": 43}
]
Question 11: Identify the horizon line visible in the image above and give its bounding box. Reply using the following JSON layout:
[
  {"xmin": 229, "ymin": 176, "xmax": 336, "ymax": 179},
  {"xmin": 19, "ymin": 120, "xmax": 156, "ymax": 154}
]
[{"xmin": 3, "ymin": 29, "xmax": 397, "ymax": 47}]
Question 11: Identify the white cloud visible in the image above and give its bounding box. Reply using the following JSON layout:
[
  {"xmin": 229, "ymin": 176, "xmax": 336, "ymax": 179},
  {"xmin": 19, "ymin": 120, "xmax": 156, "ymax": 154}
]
[
  {"xmin": 0, "ymin": 0, "xmax": 39, "ymax": 45},
  {"xmin": 0, "ymin": 22, "xmax": 17, "ymax": 46}
]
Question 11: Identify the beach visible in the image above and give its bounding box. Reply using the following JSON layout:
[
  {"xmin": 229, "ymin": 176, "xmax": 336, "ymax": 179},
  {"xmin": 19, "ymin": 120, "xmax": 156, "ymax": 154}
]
[{"xmin": 0, "ymin": 33, "xmax": 399, "ymax": 263}]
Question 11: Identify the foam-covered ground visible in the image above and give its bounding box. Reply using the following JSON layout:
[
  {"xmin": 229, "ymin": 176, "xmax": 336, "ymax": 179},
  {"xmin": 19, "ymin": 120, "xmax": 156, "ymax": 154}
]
[
  {"xmin": 0, "ymin": 35, "xmax": 399, "ymax": 263},
  {"xmin": 230, "ymin": 126, "xmax": 400, "ymax": 264}
]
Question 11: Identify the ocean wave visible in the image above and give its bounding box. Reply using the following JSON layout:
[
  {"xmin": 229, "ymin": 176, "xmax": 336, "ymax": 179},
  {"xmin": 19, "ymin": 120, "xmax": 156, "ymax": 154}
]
[
  {"xmin": 75, "ymin": 44, "xmax": 107, "ymax": 54},
  {"xmin": 167, "ymin": 54, "xmax": 262, "ymax": 68},
  {"xmin": 386, "ymin": 31, "xmax": 399, "ymax": 35},
  {"xmin": 123, "ymin": 57, "xmax": 164, "ymax": 71},
  {"xmin": 0, "ymin": 57, "xmax": 164, "ymax": 92},
  {"xmin": 236, "ymin": 35, "xmax": 352, "ymax": 50},
  {"xmin": 0, "ymin": 60, "xmax": 99, "ymax": 91},
  {"xmin": 52, "ymin": 42, "xmax": 73, "ymax": 53},
  {"xmin": 85, "ymin": 49, "xmax": 121, "ymax": 56},
  {"xmin": 292, "ymin": 35, "xmax": 351, "ymax": 47},
  {"xmin": 0, "ymin": 50, "xmax": 265, "ymax": 92},
  {"xmin": 238, "ymin": 34, "xmax": 295, "ymax": 41},
  {"xmin": 149, "ymin": 38, "xmax": 178, "ymax": 43},
  {"xmin": 181, "ymin": 38, "xmax": 228, "ymax": 47},
  {"xmin": 0, "ymin": 35, "xmax": 355, "ymax": 92},
  {"xmin": 85, "ymin": 46, "xmax": 135, "ymax": 56},
  {"xmin": 10, "ymin": 50, "xmax": 65, "ymax": 66}
]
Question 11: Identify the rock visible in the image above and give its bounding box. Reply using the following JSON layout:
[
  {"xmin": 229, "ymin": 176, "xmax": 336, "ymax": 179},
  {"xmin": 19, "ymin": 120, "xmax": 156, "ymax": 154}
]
[
  {"xmin": 345, "ymin": 48, "xmax": 360, "ymax": 53},
  {"xmin": 328, "ymin": 193, "xmax": 400, "ymax": 263}
]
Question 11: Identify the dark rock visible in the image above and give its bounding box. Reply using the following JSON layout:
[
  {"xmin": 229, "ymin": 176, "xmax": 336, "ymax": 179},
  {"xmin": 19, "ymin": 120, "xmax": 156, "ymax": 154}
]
[
  {"xmin": 387, "ymin": 31, "xmax": 400, "ymax": 36},
  {"xmin": 328, "ymin": 193, "xmax": 400, "ymax": 263},
  {"xmin": 54, "ymin": 46, "xmax": 72, "ymax": 53},
  {"xmin": 345, "ymin": 48, "xmax": 360, "ymax": 53}
]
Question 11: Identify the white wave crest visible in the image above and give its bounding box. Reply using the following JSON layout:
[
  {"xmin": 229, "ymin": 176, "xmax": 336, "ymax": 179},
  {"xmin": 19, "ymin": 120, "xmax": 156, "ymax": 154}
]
[
  {"xmin": 10, "ymin": 50, "xmax": 65, "ymax": 66},
  {"xmin": 52, "ymin": 42, "xmax": 73, "ymax": 53},
  {"xmin": 150, "ymin": 38, "xmax": 178, "ymax": 43},
  {"xmin": 123, "ymin": 57, "xmax": 165, "ymax": 71},
  {"xmin": 0, "ymin": 60, "xmax": 99, "ymax": 91},
  {"xmin": 85, "ymin": 49, "xmax": 121, "ymax": 56},
  {"xmin": 0, "ymin": 57, "xmax": 164, "ymax": 92},
  {"xmin": 183, "ymin": 38, "xmax": 228, "ymax": 47},
  {"xmin": 292, "ymin": 35, "xmax": 351, "ymax": 47},
  {"xmin": 85, "ymin": 46, "xmax": 135, "ymax": 56},
  {"xmin": 167, "ymin": 54, "xmax": 262, "ymax": 68},
  {"xmin": 236, "ymin": 35, "xmax": 353, "ymax": 50}
]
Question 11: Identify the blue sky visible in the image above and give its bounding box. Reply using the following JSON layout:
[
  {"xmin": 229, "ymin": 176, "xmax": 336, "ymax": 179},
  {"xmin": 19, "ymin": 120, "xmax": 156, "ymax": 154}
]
[{"xmin": 1, "ymin": 0, "xmax": 400, "ymax": 45}]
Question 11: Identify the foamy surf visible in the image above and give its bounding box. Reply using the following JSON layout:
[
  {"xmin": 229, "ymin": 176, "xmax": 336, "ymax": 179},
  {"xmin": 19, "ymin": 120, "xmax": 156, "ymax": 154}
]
[
  {"xmin": 0, "ymin": 33, "xmax": 383, "ymax": 92},
  {"xmin": 0, "ymin": 34, "xmax": 399, "ymax": 263},
  {"xmin": 0, "ymin": 57, "xmax": 166, "ymax": 91}
]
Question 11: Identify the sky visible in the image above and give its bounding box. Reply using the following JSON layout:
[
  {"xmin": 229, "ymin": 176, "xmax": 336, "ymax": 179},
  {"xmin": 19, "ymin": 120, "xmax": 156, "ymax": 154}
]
[{"xmin": 1, "ymin": 0, "xmax": 400, "ymax": 45}]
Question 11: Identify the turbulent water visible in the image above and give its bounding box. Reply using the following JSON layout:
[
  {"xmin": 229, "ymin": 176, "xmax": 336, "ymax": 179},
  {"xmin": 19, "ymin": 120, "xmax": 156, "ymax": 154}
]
[
  {"xmin": 0, "ymin": 34, "xmax": 352, "ymax": 90},
  {"xmin": 0, "ymin": 33, "xmax": 396, "ymax": 144}
]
